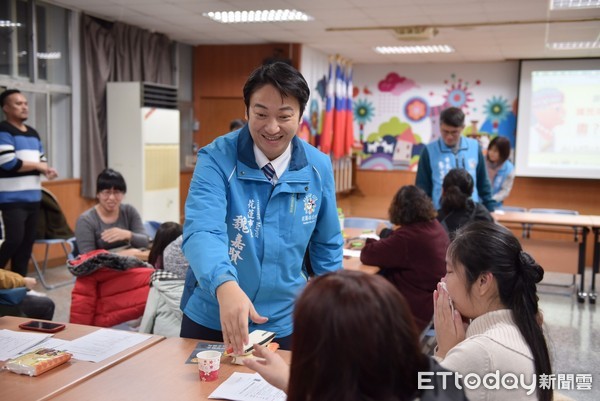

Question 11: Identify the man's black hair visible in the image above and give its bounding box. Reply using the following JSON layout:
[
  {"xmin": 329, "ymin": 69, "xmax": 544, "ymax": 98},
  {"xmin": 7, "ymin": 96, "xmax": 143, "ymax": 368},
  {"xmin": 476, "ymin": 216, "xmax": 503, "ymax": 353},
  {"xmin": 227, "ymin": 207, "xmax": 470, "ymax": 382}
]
[{"xmin": 0, "ymin": 89, "xmax": 21, "ymax": 107}]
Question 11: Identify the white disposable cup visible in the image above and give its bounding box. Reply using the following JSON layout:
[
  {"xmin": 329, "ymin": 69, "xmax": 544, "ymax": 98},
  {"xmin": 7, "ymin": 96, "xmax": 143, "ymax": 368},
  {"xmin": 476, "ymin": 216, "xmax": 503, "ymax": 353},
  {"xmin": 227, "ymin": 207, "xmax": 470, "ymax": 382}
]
[{"xmin": 197, "ymin": 350, "xmax": 221, "ymax": 381}]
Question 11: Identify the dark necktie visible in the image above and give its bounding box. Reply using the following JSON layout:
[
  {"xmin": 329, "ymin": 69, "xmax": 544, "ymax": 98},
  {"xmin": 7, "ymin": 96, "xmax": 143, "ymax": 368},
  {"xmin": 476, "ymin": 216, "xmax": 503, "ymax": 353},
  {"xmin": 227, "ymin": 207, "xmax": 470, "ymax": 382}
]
[{"xmin": 262, "ymin": 162, "xmax": 276, "ymax": 182}]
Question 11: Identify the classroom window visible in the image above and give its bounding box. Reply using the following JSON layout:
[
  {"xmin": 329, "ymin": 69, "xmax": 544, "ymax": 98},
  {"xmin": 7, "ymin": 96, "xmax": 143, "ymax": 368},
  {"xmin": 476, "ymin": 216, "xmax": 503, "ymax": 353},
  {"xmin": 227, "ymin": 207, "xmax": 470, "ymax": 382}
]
[{"xmin": 0, "ymin": 0, "xmax": 73, "ymax": 177}]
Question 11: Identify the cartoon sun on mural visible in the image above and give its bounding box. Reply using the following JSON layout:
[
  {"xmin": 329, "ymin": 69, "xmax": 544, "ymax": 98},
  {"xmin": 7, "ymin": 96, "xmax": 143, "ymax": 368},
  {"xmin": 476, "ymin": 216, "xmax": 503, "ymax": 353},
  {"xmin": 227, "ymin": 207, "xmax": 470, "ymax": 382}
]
[{"xmin": 353, "ymin": 98, "xmax": 375, "ymax": 142}]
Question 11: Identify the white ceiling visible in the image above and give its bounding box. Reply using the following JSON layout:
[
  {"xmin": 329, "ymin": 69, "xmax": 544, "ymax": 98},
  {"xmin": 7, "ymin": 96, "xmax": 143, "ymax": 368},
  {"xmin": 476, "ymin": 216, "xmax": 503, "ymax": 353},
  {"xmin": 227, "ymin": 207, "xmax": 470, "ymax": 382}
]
[{"xmin": 48, "ymin": 0, "xmax": 600, "ymax": 64}]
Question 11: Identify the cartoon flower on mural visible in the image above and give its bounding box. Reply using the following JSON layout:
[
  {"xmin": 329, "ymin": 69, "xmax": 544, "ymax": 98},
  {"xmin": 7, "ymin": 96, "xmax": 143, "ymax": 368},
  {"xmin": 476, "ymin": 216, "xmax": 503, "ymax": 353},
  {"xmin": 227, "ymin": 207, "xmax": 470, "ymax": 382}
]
[
  {"xmin": 484, "ymin": 96, "xmax": 510, "ymax": 131},
  {"xmin": 443, "ymin": 73, "xmax": 477, "ymax": 112},
  {"xmin": 353, "ymin": 98, "xmax": 375, "ymax": 142},
  {"xmin": 404, "ymin": 97, "xmax": 429, "ymax": 123}
]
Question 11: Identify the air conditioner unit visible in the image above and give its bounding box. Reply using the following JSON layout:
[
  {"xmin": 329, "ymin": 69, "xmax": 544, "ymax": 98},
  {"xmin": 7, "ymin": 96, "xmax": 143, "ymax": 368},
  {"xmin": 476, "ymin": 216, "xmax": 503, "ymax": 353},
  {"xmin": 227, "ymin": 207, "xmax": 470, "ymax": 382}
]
[
  {"xmin": 107, "ymin": 82, "xmax": 180, "ymax": 223},
  {"xmin": 393, "ymin": 26, "xmax": 438, "ymax": 41}
]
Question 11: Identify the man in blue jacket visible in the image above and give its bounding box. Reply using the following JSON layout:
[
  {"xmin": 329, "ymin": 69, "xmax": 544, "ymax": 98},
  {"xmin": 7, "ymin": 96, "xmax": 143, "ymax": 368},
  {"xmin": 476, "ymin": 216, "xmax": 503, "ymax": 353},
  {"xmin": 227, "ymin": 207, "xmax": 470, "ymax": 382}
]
[
  {"xmin": 181, "ymin": 62, "xmax": 343, "ymax": 353},
  {"xmin": 415, "ymin": 107, "xmax": 494, "ymax": 212}
]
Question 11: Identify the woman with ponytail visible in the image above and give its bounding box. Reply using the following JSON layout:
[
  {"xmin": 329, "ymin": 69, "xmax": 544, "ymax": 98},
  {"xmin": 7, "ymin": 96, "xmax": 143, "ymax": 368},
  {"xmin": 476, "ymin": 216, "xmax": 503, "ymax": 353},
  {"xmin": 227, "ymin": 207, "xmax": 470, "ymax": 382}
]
[
  {"xmin": 437, "ymin": 168, "xmax": 493, "ymax": 239},
  {"xmin": 433, "ymin": 221, "xmax": 552, "ymax": 401}
]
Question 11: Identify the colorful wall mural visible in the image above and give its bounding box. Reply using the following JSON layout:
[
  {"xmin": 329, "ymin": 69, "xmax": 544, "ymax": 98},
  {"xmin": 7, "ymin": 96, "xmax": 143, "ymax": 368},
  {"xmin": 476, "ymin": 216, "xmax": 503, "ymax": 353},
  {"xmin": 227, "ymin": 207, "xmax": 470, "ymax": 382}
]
[{"xmin": 352, "ymin": 62, "xmax": 519, "ymax": 171}]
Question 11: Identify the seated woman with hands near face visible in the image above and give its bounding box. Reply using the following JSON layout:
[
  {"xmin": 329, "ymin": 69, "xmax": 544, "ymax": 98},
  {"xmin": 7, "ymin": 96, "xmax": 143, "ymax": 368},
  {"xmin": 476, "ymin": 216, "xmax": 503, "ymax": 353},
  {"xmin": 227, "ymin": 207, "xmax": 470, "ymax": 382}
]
[
  {"xmin": 434, "ymin": 221, "xmax": 552, "ymax": 401},
  {"xmin": 75, "ymin": 168, "xmax": 149, "ymax": 255},
  {"xmin": 244, "ymin": 270, "xmax": 467, "ymax": 401}
]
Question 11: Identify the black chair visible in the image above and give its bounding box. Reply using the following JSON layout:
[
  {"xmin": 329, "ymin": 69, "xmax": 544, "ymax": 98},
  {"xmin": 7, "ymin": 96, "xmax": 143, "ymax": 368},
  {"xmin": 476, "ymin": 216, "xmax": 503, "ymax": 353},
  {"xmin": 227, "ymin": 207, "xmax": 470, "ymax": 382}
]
[{"xmin": 29, "ymin": 188, "xmax": 76, "ymax": 289}]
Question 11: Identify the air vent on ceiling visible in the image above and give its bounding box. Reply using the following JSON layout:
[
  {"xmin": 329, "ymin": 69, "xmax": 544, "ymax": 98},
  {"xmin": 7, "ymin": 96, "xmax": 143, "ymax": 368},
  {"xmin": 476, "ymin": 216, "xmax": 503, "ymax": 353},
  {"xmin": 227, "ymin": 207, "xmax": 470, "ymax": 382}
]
[
  {"xmin": 141, "ymin": 82, "xmax": 178, "ymax": 109},
  {"xmin": 393, "ymin": 26, "xmax": 438, "ymax": 41}
]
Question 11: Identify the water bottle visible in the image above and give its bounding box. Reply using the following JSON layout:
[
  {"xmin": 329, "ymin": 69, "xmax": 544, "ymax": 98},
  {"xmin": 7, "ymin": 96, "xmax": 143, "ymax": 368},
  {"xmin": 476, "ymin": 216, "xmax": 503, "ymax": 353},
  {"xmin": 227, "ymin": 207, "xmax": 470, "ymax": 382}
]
[{"xmin": 337, "ymin": 207, "xmax": 345, "ymax": 233}]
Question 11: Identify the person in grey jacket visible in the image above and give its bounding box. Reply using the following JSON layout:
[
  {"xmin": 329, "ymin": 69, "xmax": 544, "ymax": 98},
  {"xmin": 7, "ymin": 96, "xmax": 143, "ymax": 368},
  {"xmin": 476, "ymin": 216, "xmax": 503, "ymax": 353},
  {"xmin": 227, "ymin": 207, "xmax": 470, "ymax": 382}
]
[{"xmin": 140, "ymin": 235, "xmax": 189, "ymax": 337}]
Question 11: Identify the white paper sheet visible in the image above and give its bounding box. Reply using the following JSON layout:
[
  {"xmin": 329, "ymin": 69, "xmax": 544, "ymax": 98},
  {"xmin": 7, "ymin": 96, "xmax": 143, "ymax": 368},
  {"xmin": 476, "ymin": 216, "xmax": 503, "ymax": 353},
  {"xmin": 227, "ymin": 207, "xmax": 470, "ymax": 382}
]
[
  {"xmin": 208, "ymin": 372, "xmax": 286, "ymax": 401},
  {"xmin": 0, "ymin": 329, "xmax": 53, "ymax": 361},
  {"xmin": 343, "ymin": 248, "xmax": 361, "ymax": 258},
  {"xmin": 19, "ymin": 337, "xmax": 71, "ymax": 355},
  {"xmin": 359, "ymin": 232, "xmax": 380, "ymax": 240},
  {"xmin": 62, "ymin": 328, "xmax": 152, "ymax": 362}
]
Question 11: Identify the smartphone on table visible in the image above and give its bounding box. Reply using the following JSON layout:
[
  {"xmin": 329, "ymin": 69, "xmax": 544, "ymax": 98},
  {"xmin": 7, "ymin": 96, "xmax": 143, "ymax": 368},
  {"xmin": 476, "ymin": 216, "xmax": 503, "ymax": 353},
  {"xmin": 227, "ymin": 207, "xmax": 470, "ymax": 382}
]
[{"xmin": 18, "ymin": 320, "xmax": 66, "ymax": 333}]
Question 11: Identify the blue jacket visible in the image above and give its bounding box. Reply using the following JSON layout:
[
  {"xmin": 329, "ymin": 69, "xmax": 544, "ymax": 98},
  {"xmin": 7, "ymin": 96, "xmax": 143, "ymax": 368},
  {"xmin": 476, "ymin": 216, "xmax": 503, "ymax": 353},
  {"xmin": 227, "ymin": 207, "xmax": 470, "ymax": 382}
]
[
  {"xmin": 182, "ymin": 128, "xmax": 343, "ymax": 337},
  {"xmin": 416, "ymin": 137, "xmax": 494, "ymax": 211}
]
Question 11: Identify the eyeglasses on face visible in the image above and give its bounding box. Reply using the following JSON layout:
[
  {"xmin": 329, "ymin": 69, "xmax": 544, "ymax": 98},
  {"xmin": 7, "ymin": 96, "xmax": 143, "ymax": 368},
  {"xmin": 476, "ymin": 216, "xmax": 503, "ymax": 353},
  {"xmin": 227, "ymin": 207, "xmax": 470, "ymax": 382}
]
[{"xmin": 98, "ymin": 189, "xmax": 124, "ymax": 198}]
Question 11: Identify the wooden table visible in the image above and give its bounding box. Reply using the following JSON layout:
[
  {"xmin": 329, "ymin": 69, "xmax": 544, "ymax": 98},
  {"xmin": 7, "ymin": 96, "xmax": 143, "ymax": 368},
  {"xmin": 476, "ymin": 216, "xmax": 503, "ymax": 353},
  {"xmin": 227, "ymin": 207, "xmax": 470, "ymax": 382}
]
[
  {"xmin": 589, "ymin": 215, "xmax": 600, "ymax": 304},
  {"xmin": 55, "ymin": 337, "xmax": 291, "ymax": 401},
  {"xmin": 0, "ymin": 316, "xmax": 164, "ymax": 401},
  {"xmin": 492, "ymin": 211, "xmax": 592, "ymax": 302},
  {"xmin": 342, "ymin": 227, "xmax": 380, "ymax": 275}
]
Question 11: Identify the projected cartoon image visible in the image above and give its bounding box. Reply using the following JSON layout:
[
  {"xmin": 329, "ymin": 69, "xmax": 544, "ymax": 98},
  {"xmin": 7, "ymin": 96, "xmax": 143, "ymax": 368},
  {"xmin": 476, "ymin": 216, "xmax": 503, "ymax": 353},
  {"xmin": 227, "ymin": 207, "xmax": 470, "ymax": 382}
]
[{"xmin": 530, "ymin": 87, "xmax": 565, "ymax": 153}]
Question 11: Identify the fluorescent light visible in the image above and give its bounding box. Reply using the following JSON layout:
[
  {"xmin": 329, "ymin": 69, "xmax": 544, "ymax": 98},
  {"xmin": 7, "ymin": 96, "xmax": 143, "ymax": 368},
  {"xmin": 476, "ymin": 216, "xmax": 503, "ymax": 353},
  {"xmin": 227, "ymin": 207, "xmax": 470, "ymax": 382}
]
[
  {"xmin": 203, "ymin": 9, "xmax": 313, "ymax": 24},
  {"xmin": 550, "ymin": 0, "xmax": 600, "ymax": 10},
  {"xmin": 0, "ymin": 20, "xmax": 22, "ymax": 28},
  {"xmin": 374, "ymin": 45, "xmax": 455, "ymax": 54},
  {"xmin": 37, "ymin": 52, "xmax": 62, "ymax": 60},
  {"xmin": 547, "ymin": 41, "xmax": 600, "ymax": 49},
  {"xmin": 16, "ymin": 51, "xmax": 63, "ymax": 60}
]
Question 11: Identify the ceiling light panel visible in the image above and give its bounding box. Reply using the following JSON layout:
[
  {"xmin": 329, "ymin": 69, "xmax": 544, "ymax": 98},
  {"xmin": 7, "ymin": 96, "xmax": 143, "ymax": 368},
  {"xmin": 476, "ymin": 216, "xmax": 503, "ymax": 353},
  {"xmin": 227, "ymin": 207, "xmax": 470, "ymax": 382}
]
[
  {"xmin": 202, "ymin": 9, "xmax": 314, "ymax": 24},
  {"xmin": 550, "ymin": 0, "xmax": 600, "ymax": 10},
  {"xmin": 546, "ymin": 41, "xmax": 600, "ymax": 49},
  {"xmin": 374, "ymin": 45, "xmax": 455, "ymax": 54}
]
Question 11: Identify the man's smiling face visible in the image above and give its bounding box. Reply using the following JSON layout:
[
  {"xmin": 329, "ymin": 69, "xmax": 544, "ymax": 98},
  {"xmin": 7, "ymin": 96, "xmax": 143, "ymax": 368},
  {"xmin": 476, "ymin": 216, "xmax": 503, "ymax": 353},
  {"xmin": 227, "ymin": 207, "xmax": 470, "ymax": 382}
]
[{"xmin": 246, "ymin": 84, "xmax": 300, "ymax": 161}]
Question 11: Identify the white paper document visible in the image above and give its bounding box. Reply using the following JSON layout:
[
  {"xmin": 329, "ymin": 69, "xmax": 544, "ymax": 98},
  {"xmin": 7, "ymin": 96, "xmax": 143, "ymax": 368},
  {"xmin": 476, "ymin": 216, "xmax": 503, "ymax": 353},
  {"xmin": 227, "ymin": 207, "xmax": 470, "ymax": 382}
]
[
  {"xmin": 62, "ymin": 328, "xmax": 152, "ymax": 362},
  {"xmin": 21, "ymin": 337, "xmax": 71, "ymax": 354},
  {"xmin": 359, "ymin": 232, "xmax": 380, "ymax": 240},
  {"xmin": 209, "ymin": 372, "xmax": 286, "ymax": 401},
  {"xmin": 0, "ymin": 329, "xmax": 53, "ymax": 361},
  {"xmin": 343, "ymin": 248, "xmax": 361, "ymax": 258}
]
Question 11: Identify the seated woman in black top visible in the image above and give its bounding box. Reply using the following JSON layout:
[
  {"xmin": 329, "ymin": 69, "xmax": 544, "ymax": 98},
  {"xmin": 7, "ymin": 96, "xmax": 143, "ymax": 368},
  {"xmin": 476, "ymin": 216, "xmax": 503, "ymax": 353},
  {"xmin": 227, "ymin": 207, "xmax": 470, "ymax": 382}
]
[{"xmin": 437, "ymin": 168, "xmax": 493, "ymax": 239}]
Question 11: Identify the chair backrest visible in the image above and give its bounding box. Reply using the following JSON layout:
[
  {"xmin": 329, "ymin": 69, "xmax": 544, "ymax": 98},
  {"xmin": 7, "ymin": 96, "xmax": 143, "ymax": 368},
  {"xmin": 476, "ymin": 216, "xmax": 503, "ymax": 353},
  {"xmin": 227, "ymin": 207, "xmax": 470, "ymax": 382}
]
[
  {"xmin": 529, "ymin": 208, "xmax": 579, "ymax": 215},
  {"xmin": 344, "ymin": 217, "xmax": 390, "ymax": 230},
  {"xmin": 144, "ymin": 221, "xmax": 161, "ymax": 241},
  {"xmin": 37, "ymin": 187, "xmax": 74, "ymax": 239}
]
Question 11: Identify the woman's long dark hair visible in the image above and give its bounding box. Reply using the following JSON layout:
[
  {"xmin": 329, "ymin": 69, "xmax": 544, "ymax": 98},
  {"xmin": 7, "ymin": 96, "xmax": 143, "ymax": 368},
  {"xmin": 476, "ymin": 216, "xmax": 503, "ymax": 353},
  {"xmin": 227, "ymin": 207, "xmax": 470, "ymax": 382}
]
[
  {"xmin": 147, "ymin": 222, "xmax": 182, "ymax": 268},
  {"xmin": 440, "ymin": 168, "xmax": 473, "ymax": 213},
  {"xmin": 448, "ymin": 221, "xmax": 552, "ymax": 401},
  {"xmin": 287, "ymin": 270, "xmax": 428, "ymax": 401}
]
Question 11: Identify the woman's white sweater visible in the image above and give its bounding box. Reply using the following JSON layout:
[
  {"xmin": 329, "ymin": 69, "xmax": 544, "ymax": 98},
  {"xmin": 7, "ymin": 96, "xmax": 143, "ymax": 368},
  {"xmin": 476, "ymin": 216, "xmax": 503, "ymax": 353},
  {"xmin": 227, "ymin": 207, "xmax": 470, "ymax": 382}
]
[{"xmin": 436, "ymin": 309, "xmax": 540, "ymax": 401}]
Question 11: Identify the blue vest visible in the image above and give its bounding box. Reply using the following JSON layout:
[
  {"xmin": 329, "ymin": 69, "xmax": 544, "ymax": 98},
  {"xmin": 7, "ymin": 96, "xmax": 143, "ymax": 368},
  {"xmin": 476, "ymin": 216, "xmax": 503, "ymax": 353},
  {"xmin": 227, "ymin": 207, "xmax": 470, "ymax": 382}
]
[
  {"xmin": 491, "ymin": 160, "xmax": 514, "ymax": 207},
  {"xmin": 427, "ymin": 137, "xmax": 481, "ymax": 209}
]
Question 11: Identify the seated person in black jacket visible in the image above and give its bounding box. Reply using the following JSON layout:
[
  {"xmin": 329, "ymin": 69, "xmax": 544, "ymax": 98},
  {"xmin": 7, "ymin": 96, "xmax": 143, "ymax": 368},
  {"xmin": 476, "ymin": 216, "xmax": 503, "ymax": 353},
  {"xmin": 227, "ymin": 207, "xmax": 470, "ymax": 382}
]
[{"xmin": 437, "ymin": 168, "xmax": 493, "ymax": 239}]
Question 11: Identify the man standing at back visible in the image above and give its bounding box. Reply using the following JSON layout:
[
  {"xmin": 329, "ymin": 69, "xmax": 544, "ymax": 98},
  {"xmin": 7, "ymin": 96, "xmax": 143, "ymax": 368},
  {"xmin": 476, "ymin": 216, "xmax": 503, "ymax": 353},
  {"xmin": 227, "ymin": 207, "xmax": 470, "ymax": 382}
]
[
  {"xmin": 415, "ymin": 107, "xmax": 494, "ymax": 211},
  {"xmin": 181, "ymin": 62, "xmax": 343, "ymax": 353},
  {"xmin": 0, "ymin": 89, "xmax": 58, "ymax": 277}
]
